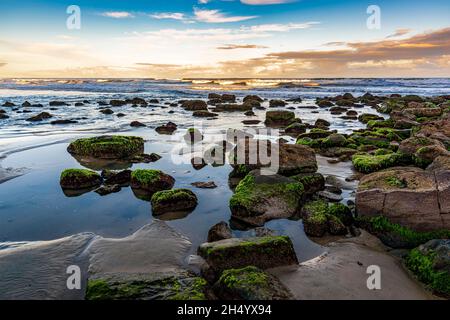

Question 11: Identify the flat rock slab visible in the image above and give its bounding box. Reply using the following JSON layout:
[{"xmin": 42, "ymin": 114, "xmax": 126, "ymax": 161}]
[
  {"xmin": 0, "ymin": 221, "xmax": 192, "ymax": 300},
  {"xmin": 0, "ymin": 233, "xmax": 95, "ymax": 300},
  {"xmin": 269, "ymin": 231, "xmax": 436, "ymax": 300}
]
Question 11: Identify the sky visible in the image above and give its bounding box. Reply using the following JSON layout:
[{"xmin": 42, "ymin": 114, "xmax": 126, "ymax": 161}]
[{"xmin": 0, "ymin": 0, "xmax": 449, "ymax": 78}]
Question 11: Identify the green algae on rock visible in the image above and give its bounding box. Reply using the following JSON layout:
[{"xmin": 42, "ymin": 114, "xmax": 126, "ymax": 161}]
[
  {"xmin": 130, "ymin": 169, "xmax": 175, "ymax": 194},
  {"xmin": 86, "ymin": 272, "xmax": 208, "ymax": 300},
  {"xmin": 352, "ymin": 152, "xmax": 410, "ymax": 173},
  {"xmin": 229, "ymin": 170, "xmax": 304, "ymax": 226},
  {"xmin": 67, "ymin": 135, "xmax": 144, "ymax": 159},
  {"xmin": 214, "ymin": 266, "xmax": 293, "ymax": 300},
  {"xmin": 198, "ymin": 236, "xmax": 298, "ymax": 280},
  {"xmin": 301, "ymin": 200, "xmax": 351, "ymax": 237},
  {"xmin": 60, "ymin": 168, "xmax": 102, "ymax": 189},
  {"xmin": 151, "ymin": 189, "xmax": 198, "ymax": 215}
]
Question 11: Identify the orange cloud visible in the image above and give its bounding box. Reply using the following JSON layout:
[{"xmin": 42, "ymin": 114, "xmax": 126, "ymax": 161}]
[{"xmin": 216, "ymin": 44, "xmax": 268, "ymax": 50}]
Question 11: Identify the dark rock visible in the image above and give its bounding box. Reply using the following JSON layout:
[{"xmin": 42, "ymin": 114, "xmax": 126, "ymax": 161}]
[
  {"xmin": 26, "ymin": 112, "xmax": 53, "ymax": 122},
  {"xmin": 151, "ymin": 189, "xmax": 198, "ymax": 216},
  {"xmin": 95, "ymin": 184, "xmax": 121, "ymax": 196},
  {"xmin": 50, "ymin": 119, "xmax": 78, "ymax": 125},
  {"xmin": 181, "ymin": 100, "xmax": 208, "ymax": 111},
  {"xmin": 269, "ymin": 99, "xmax": 286, "ymax": 108},
  {"xmin": 130, "ymin": 121, "xmax": 146, "ymax": 127},
  {"xmin": 100, "ymin": 108, "xmax": 114, "ymax": 115},
  {"xmin": 67, "ymin": 135, "xmax": 144, "ymax": 159},
  {"xmin": 193, "ymin": 110, "xmax": 218, "ymax": 117},
  {"xmin": 191, "ymin": 181, "xmax": 217, "ymax": 189},
  {"xmin": 60, "ymin": 169, "xmax": 102, "ymax": 189},
  {"xmin": 131, "ymin": 169, "xmax": 175, "ymax": 195},
  {"xmin": 101, "ymin": 169, "xmax": 132, "ymax": 186},
  {"xmin": 49, "ymin": 101, "xmax": 68, "ymax": 106},
  {"xmin": 155, "ymin": 121, "xmax": 177, "ymax": 134},
  {"xmin": 207, "ymin": 221, "xmax": 232, "ymax": 242}
]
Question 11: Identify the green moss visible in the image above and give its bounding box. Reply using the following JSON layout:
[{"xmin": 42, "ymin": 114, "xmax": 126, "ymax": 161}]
[
  {"xmin": 60, "ymin": 168, "xmax": 99, "ymax": 181},
  {"xmin": 151, "ymin": 189, "xmax": 196, "ymax": 205},
  {"xmin": 229, "ymin": 174, "xmax": 304, "ymax": 213},
  {"xmin": 405, "ymin": 249, "xmax": 450, "ymax": 295},
  {"xmin": 86, "ymin": 279, "xmax": 146, "ymax": 300},
  {"xmin": 367, "ymin": 119, "xmax": 395, "ymax": 129},
  {"xmin": 219, "ymin": 266, "xmax": 269, "ymax": 288},
  {"xmin": 303, "ymin": 200, "xmax": 329, "ymax": 224},
  {"xmin": 356, "ymin": 216, "xmax": 450, "ymax": 248},
  {"xmin": 352, "ymin": 152, "xmax": 410, "ymax": 173},
  {"xmin": 169, "ymin": 278, "xmax": 207, "ymax": 300},
  {"xmin": 385, "ymin": 176, "xmax": 407, "ymax": 188},
  {"xmin": 68, "ymin": 135, "xmax": 144, "ymax": 158},
  {"xmin": 131, "ymin": 169, "xmax": 163, "ymax": 188},
  {"xmin": 296, "ymin": 137, "xmax": 322, "ymax": 148},
  {"xmin": 328, "ymin": 203, "xmax": 352, "ymax": 225},
  {"xmin": 374, "ymin": 148, "xmax": 393, "ymax": 156}
]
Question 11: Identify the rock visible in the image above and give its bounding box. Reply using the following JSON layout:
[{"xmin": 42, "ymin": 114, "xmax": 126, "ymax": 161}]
[
  {"xmin": 346, "ymin": 110, "xmax": 358, "ymax": 116},
  {"xmin": 322, "ymin": 133, "xmax": 347, "ymax": 148},
  {"xmin": 315, "ymin": 119, "xmax": 330, "ymax": 128},
  {"xmin": 101, "ymin": 169, "xmax": 132, "ymax": 186},
  {"xmin": 100, "ymin": 108, "xmax": 114, "ymax": 115},
  {"xmin": 22, "ymin": 101, "xmax": 31, "ymax": 107},
  {"xmin": 269, "ymin": 99, "xmax": 286, "ymax": 108},
  {"xmin": 67, "ymin": 136, "xmax": 144, "ymax": 159},
  {"xmin": 291, "ymin": 172, "xmax": 325, "ymax": 196},
  {"xmin": 0, "ymin": 114, "xmax": 9, "ymax": 119},
  {"xmin": 356, "ymin": 165, "xmax": 450, "ymax": 231},
  {"xmin": 352, "ymin": 153, "xmax": 410, "ymax": 173},
  {"xmin": 221, "ymin": 94, "xmax": 236, "ymax": 103},
  {"xmin": 405, "ymin": 239, "xmax": 450, "ymax": 296},
  {"xmin": 50, "ymin": 119, "xmax": 78, "ymax": 125},
  {"xmin": 229, "ymin": 170, "xmax": 304, "ymax": 226},
  {"xmin": 49, "ymin": 101, "xmax": 68, "ymax": 106},
  {"xmin": 358, "ymin": 113, "xmax": 383, "ymax": 124},
  {"xmin": 284, "ymin": 123, "xmax": 306, "ymax": 135},
  {"xmin": 184, "ymin": 128, "xmax": 203, "ymax": 144},
  {"xmin": 60, "ymin": 169, "xmax": 102, "ymax": 189},
  {"xmin": 244, "ymin": 110, "xmax": 255, "ymax": 116},
  {"xmin": 191, "ymin": 181, "xmax": 217, "ymax": 189},
  {"xmin": 155, "ymin": 121, "xmax": 177, "ymax": 134},
  {"xmin": 264, "ymin": 110, "xmax": 295, "ymax": 127},
  {"xmin": 207, "ymin": 222, "xmax": 232, "ymax": 242},
  {"xmin": 242, "ymin": 120, "xmax": 261, "ymax": 125},
  {"xmin": 191, "ymin": 157, "xmax": 207, "ymax": 170},
  {"xmin": 193, "ymin": 110, "xmax": 218, "ymax": 117},
  {"xmin": 329, "ymin": 106, "xmax": 348, "ymax": 114},
  {"xmin": 26, "ymin": 112, "xmax": 53, "ymax": 122},
  {"xmin": 109, "ymin": 99, "xmax": 127, "ymax": 107},
  {"xmin": 126, "ymin": 97, "xmax": 148, "ymax": 106},
  {"xmin": 129, "ymin": 153, "xmax": 161, "ymax": 164},
  {"xmin": 317, "ymin": 99, "xmax": 333, "ymax": 108},
  {"xmin": 336, "ymin": 99, "xmax": 355, "ymax": 107},
  {"xmin": 116, "ymin": 113, "xmax": 126, "ymax": 117},
  {"xmin": 181, "ymin": 100, "xmax": 208, "ymax": 111},
  {"xmin": 243, "ymin": 95, "xmax": 263, "ymax": 103},
  {"xmin": 317, "ymin": 190, "xmax": 343, "ymax": 202},
  {"xmin": 95, "ymin": 184, "xmax": 121, "ymax": 196},
  {"xmin": 301, "ymin": 200, "xmax": 349, "ymax": 237},
  {"xmin": 214, "ymin": 103, "xmax": 252, "ymax": 112},
  {"xmin": 404, "ymin": 108, "xmax": 442, "ymax": 118},
  {"xmin": 86, "ymin": 271, "xmax": 208, "ymax": 300},
  {"xmin": 399, "ymin": 136, "xmax": 448, "ymax": 167},
  {"xmin": 278, "ymin": 144, "xmax": 318, "ymax": 176},
  {"xmin": 130, "ymin": 121, "xmax": 146, "ymax": 127},
  {"xmin": 214, "ymin": 266, "xmax": 293, "ymax": 300},
  {"xmin": 2, "ymin": 101, "xmax": 15, "ymax": 107},
  {"xmin": 131, "ymin": 169, "xmax": 175, "ymax": 195},
  {"xmin": 198, "ymin": 236, "xmax": 298, "ymax": 280},
  {"xmin": 151, "ymin": 189, "xmax": 198, "ymax": 216}
]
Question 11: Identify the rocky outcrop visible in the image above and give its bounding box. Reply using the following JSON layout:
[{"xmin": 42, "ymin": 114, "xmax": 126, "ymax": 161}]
[
  {"xmin": 150, "ymin": 189, "xmax": 198, "ymax": 216},
  {"xmin": 130, "ymin": 169, "xmax": 175, "ymax": 195},
  {"xmin": 356, "ymin": 157, "xmax": 450, "ymax": 231},
  {"xmin": 67, "ymin": 136, "xmax": 144, "ymax": 159},
  {"xmin": 60, "ymin": 169, "xmax": 102, "ymax": 189}
]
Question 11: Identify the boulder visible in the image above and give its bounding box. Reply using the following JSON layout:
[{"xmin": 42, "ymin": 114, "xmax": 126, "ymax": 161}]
[
  {"xmin": 229, "ymin": 170, "xmax": 304, "ymax": 226},
  {"xmin": 130, "ymin": 121, "xmax": 146, "ymax": 127},
  {"xmin": 67, "ymin": 136, "xmax": 144, "ymax": 159},
  {"xmin": 192, "ymin": 110, "xmax": 218, "ymax": 117},
  {"xmin": 207, "ymin": 221, "xmax": 232, "ymax": 242},
  {"xmin": 101, "ymin": 169, "xmax": 132, "ymax": 186},
  {"xmin": 301, "ymin": 200, "xmax": 350, "ymax": 237},
  {"xmin": 151, "ymin": 189, "xmax": 198, "ymax": 215},
  {"xmin": 60, "ymin": 169, "xmax": 102, "ymax": 189},
  {"xmin": 26, "ymin": 112, "xmax": 53, "ymax": 122},
  {"xmin": 356, "ymin": 164, "xmax": 450, "ymax": 231},
  {"xmin": 352, "ymin": 153, "xmax": 410, "ymax": 173},
  {"xmin": 214, "ymin": 266, "xmax": 293, "ymax": 300},
  {"xmin": 95, "ymin": 184, "xmax": 121, "ymax": 196},
  {"xmin": 264, "ymin": 110, "xmax": 295, "ymax": 127},
  {"xmin": 269, "ymin": 99, "xmax": 287, "ymax": 108},
  {"xmin": 155, "ymin": 121, "xmax": 177, "ymax": 134},
  {"xmin": 181, "ymin": 100, "xmax": 208, "ymax": 111},
  {"xmin": 191, "ymin": 181, "xmax": 217, "ymax": 189},
  {"xmin": 50, "ymin": 119, "xmax": 78, "ymax": 125},
  {"xmin": 284, "ymin": 123, "xmax": 306, "ymax": 135},
  {"xmin": 130, "ymin": 169, "xmax": 175, "ymax": 195},
  {"xmin": 198, "ymin": 236, "xmax": 298, "ymax": 279},
  {"xmin": 214, "ymin": 103, "xmax": 252, "ymax": 112},
  {"xmin": 100, "ymin": 108, "xmax": 114, "ymax": 115}
]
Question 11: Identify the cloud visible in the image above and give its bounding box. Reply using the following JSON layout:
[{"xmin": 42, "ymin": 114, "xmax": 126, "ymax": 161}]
[
  {"xmin": 386, "ymin": 28, "xmax": 411, "ymax": 39},
  {"xmin": 216, "ymin": 44, "xmax": 268, "ymax": 49},
  {"xmin": 194, "ymin": 8, "xmax": 258, "ymax": 23},
  {"xmin": 150, "ymin": 13, "xmax": 186, "ymax": 20},
  {"xmin": 101, "ymin": 11, "xmax": 134, "ymax": 19},
  {"xmin": 244, "ymin": 22, "xmax": 319, "ymax": 32},
  {"xmin": 240, "ymin": 0, "xmax": 297, "ymax": 4}
]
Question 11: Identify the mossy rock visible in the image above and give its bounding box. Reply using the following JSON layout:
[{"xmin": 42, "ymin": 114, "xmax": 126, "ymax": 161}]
[
  {"xmin": 356, "ymin": 216, "xmax": 450, "ymax": 249},
  {"xmin": 301, "ymin": 200, "xmax": 352, "ymax": 237},
  {"xmin": 130, "ymin": 169, "xmax": 175, "ymax": 194},
  {"xmin": 264, "ymin": 110, "xmax": 295, "ymax": 127},
  {"xmin": 60, "ymin": 169, "xmax": 102, "ymax": 189},
  {"xmin": 86, "ymin": 272, "xmax": 208, "ymax": 300},
  {"xmin": 229, "ymin": 170, "xmax": 304, "ymax": 226},
  {"xmin": 67, "ymin": 135, "xmax": 144, "ymax": 159},
  {"xmin": 352, "ymin": 152, "xmax": 410, "ymax": 173},
  {"xmin": 285, "ymin": 122, "xmax": 307, "ymax": 135},
  {"xmin": 151, "ymin": 189, "xmax": 198, "ymax": 215},
  {"xmin": 296, "ymin": 137, "xmax": 322, "ymax": 149},
  {"xmin": 291, "ymin": 172, "xmax": 325, "ymax": 196},
  {"xmin": 197, "ymin": 236, "xmax": 298, "ymax": 280},
  {"xmin": 358, "ymin": 113, "xmax": 384, "ymax": 124},
  {"xmin": 405, "ymin": 240, "xmax": 450, "ymax": 296},
  {"xmin": 181, "ymin": 100, "xmax": 208, "ymax": 111},
  {"xmin": 214, "ymin": 266, "xmax": 293, "ymax": 300},
  {"xmin": 322, "ymin": 133, "xmax": 347, "ymax": 148},
  {"xmin": 367, "ymin": 118, "xmax": 395, "ymax": 129}
]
